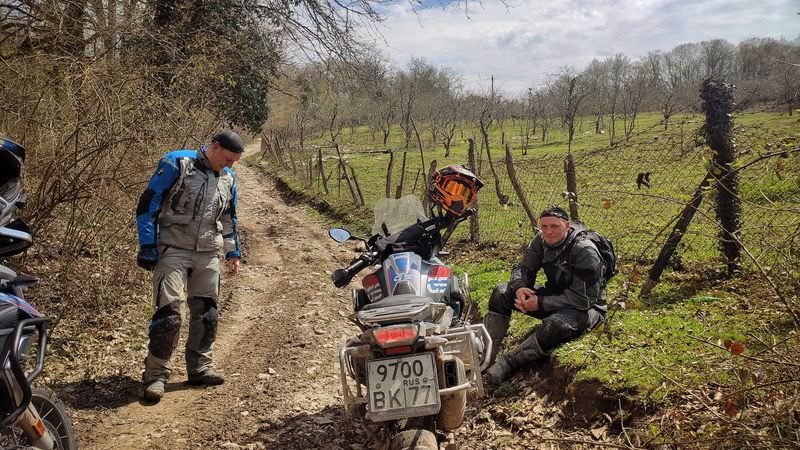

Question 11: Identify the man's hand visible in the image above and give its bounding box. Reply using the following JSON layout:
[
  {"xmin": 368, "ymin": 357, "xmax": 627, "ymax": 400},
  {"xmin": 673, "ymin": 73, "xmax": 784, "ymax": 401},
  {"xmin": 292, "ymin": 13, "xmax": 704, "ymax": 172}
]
[
  {"xmin": 137, "ymin": 246, "xmax": 158, "ymax": 271},
  {"xmin": 514, "ymin": 287, "xmax": 539, "ymax": 313},
  {"xmin": 226, "ymin": 257, "xmax": 240, "ymax": 275}
]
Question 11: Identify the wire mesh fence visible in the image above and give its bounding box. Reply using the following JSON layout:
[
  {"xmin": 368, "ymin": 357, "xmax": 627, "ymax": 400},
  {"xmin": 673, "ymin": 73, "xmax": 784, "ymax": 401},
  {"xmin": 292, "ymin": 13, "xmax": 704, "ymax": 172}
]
[{"xmin": 262, "ymin": 98, "xmax": 799, "ymax": 308}]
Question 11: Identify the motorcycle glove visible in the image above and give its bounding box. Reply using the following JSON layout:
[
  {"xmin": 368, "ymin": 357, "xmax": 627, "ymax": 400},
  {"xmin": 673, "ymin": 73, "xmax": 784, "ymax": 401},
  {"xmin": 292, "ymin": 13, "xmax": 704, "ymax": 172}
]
[{"xmin": 137, "ymin": 245, "xmax": 158, "ymax": 271}]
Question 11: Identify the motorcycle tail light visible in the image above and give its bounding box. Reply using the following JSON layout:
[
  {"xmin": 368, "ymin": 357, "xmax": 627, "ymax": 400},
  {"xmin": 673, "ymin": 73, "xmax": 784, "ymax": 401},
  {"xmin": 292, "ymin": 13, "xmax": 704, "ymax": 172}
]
[{"xmin": 372, "ymin": 326, "xmax": 418, "ymax": 348}]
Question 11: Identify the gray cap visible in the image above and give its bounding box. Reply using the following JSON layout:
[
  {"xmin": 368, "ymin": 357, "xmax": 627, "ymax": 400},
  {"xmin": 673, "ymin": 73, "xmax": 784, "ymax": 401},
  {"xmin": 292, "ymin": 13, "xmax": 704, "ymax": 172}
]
[{"xmin": 212, "ymin": 130, "xmax": 244, "ymax": 153}]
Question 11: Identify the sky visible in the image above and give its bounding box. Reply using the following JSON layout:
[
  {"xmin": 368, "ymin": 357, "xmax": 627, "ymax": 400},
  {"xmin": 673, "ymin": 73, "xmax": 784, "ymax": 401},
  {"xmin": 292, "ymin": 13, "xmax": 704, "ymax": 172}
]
[{"xmin": 361, "ymin": 0, "xmax": 800, "ymax": 95}]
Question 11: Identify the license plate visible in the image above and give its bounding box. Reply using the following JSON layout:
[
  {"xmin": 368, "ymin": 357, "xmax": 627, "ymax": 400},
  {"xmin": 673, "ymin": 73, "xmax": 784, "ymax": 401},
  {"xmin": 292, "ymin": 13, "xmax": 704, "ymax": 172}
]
[{"xmin": 367, "ymin": 353, "xmax": 440, "ymax": 422}]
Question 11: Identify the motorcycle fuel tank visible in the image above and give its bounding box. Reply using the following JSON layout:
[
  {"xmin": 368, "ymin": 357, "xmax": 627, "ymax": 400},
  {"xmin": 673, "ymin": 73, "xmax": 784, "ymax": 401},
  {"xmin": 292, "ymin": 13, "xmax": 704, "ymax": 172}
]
[
  {"xmin": 360, "ymin": 252, "xmax": 452, "ymax": 303},
  {"xmin": 384, "ymin": 252, "xmax": 422, "ymax": 296}
]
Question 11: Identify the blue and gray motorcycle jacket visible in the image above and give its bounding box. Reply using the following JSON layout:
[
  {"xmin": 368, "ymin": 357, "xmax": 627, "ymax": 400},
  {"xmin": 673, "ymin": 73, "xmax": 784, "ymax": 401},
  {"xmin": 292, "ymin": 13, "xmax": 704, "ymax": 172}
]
[{"xmin": 136, "ymin": 146, "xmax": 240, "ymax": 259}]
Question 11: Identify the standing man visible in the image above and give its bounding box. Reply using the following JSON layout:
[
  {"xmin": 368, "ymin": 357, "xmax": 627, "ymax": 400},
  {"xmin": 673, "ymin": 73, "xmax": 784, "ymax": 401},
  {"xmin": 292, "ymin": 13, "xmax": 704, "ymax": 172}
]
[
  {"xmin": 483, "ymin": 205, "xmax": 608, "ymax": 384},
  {"xmin": 135, "ymin": 130, "xmax": 243, "ymax": 402}
]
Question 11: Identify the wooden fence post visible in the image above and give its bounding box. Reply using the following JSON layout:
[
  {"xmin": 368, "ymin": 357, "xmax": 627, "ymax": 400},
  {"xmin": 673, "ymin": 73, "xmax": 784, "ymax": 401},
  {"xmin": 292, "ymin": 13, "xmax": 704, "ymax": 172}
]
[
  {"xmin": 642, "ymin": 172, "xmax": 713, "ymax": 298},
  {"xmin": 350, "ymin": 166, "xmax": 365, "ymax": 206},
  {"xmin": 468, "ymin": 138, "xmax": 480, "ymax": 242},
  {"xmin": 505, "ymin": 143, "xmax": 538, "ymax": 233},
  {"xmin": 335, "ymin": 143, "xmax": 360, "ymax": 205},
  {"xmin": 260, "ymin": 132, "xmax": 269, "ymax": 160},
  {"xmin": 317, "ymin": 148, "xmax": 329, "ymax": 195},
  {"xmin": 701, "ymin": 78, "xmax": 742, "ymax": 275},
  {"xmin": 564, "ymin": 153, "xmax": 580, "ymax": 221},
  {"xmin": 287, "ymin": 143, "xmax": 297, "ymax": 175},
  {"xmin": 423, "ymin": 160, "xmax": 437, "ymax": 212},
  {"xmin": 396, "ymin": 151, "xmax": 408, "ymax": 199},
  {"xmin": 385, "ymin": 150, "xmax": 394, "ymax": 199}
]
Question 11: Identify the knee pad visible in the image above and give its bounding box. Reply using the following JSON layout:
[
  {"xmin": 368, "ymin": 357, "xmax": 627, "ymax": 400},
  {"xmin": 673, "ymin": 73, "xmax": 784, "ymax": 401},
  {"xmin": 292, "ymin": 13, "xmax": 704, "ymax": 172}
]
[
  {"xmin": 190, "ymin": 297, "xmax": 219, "ymax": 348},
  {"xmin": 148, "ymin": 301, "xmax": 182, "ymax": 359},
  {"xmin": 488, "ymin": 283, "xmax": 513, "ymax": 315},
  {"xmin": 535, "ymin": 317, "xmax": 579, "ymax": 353}
]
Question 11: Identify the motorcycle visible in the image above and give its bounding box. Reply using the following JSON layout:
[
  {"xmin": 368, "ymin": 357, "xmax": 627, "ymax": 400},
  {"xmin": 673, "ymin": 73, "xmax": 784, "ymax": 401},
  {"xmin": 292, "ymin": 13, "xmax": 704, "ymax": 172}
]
[
  {"xmin": 0, "ymin": 218, "xmax": 77, "ymax": 450},
  {"xmin": 329, "ymin": 196, "xmax": 492, "ymax": 449}
]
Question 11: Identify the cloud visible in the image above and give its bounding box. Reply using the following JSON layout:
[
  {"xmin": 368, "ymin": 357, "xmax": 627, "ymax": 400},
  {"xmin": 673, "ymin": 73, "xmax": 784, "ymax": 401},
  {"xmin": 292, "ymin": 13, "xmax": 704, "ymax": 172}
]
[{"xmin": 362, "ymin": 0, "xmax": 799, "ymax": 94}]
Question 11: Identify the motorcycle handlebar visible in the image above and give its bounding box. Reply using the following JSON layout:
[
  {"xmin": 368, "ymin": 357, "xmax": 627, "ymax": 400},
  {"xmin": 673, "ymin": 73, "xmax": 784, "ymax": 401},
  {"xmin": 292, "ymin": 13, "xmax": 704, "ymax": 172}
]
[
  {"xmin": 330, "ymin": 210, "xmax": 475, "ymax": 288},
  {"xmin": 332, "ymin": 255, "xmax": 371, "ymax": 288}
]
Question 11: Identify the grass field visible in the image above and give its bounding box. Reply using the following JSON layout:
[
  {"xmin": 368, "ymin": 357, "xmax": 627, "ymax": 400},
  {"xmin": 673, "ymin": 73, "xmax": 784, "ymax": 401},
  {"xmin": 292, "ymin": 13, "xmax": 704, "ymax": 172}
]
[
  {"xmin": 277, "ymin": 110, "xmax": 798, "ymax": 265},
  {"xmin": 256, "ymin": 109, "xmax": 799, "ymax": 408}
]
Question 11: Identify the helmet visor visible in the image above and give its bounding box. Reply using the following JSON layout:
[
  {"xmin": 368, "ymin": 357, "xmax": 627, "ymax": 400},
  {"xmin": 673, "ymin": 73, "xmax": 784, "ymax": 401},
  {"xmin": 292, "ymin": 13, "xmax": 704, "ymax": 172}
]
[{"xmin": 441, "ymin": 179, "xmax": 475, "ymax": 214}]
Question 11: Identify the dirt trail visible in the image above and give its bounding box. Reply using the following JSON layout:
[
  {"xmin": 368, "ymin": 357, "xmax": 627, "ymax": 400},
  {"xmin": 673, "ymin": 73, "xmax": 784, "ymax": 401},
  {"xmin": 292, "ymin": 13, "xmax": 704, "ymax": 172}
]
[
  {"xmin": 73, "ymin": 157, "xmax": 365, "ymax": 449},
  {"xmin": 67, "ymin": 151, "xmax": 626, "ymax": 450}
]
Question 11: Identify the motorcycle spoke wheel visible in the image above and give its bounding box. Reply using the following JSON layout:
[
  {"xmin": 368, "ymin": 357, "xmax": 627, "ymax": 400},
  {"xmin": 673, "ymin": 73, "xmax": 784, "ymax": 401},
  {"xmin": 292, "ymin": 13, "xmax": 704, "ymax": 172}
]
[{"xmin": 0, "ymin": 387, "xmax": 77, "ymax": 450}]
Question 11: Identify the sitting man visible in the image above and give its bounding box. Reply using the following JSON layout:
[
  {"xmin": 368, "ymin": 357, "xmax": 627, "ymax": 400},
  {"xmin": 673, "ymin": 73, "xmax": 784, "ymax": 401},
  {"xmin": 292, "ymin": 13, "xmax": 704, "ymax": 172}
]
[{"xmin": 483, "ymin": 205, "xmax": 607, "ymax": 384}]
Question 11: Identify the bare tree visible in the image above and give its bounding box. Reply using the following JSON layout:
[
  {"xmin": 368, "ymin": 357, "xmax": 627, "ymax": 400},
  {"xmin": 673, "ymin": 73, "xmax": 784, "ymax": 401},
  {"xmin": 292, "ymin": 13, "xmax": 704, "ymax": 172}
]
[
  {"xmin": 646, "ymin": 51, "xmax": 682, "ymax": 130},
  {"xmin": 622, "ymin": 62, "xmax": 652, "ymax": 140},
  {"xmin": 551, "ymin": 68, "xmax": 591, "ymax": 152},
  {"xmin": 583, "ymin": 59, "xmax": 609, "ymax": 135},
  {"xmin": 701, "ymin": 39, "xmax": 736, "ymax": 80},
  {"xmin": 478, "ymin": 76, "xmax": 508, "ymax": 204},
  {"xmin": 605, "ymin": 54, "xmax": 628, "ymax": 146}
]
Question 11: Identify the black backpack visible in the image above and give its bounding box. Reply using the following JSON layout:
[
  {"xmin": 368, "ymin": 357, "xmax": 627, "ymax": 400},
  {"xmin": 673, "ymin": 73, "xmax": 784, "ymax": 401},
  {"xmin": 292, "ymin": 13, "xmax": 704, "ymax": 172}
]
[{"xmin": 568, "ymin": 228, "xmax": 617, "ymax": 282}]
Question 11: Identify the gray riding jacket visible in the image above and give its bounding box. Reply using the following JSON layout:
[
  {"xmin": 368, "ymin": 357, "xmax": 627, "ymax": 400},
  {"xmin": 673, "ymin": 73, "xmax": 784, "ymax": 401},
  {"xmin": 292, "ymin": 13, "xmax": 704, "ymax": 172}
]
[
  {"xmin": 508, "ymin": 223, "xmax": 607, "ymax": 312},
  {"xmin": 136, "ymin": 147, "xmax": 240, "ymax": 258}
]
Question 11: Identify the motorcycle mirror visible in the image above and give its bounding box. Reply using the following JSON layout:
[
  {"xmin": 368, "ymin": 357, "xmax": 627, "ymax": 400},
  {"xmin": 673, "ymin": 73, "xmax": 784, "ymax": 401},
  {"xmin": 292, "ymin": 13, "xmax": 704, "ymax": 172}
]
[{"xmin": 329, "ymin": 228, "xmax": 352, "ymax": 243}]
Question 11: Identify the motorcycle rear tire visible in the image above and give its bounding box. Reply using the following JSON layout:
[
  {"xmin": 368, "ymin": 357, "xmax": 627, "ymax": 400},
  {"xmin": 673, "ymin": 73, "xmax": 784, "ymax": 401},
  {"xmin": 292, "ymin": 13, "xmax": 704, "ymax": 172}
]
[
  {"xmin": 389, "ymin": 429, "xmax": 438, "ymax": 450},
  {"xmin": 1, "ymin": 387, "xmax": 77, "ymax": 450}
]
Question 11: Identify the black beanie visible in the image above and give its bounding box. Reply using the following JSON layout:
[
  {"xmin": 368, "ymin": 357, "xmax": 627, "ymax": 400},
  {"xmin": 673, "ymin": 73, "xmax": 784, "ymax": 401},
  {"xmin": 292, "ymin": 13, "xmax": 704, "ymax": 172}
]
[{"xmin": 212, "ymin": 130, "xmax": 244, "ymax": 153}]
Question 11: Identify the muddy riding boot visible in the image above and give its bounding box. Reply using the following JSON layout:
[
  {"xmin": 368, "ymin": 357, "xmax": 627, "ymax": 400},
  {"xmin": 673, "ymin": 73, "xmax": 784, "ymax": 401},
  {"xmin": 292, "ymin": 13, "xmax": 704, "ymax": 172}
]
[
  {"xmin": 485, "ymin": 333, "xmax": 547, "ymax": 385},
  {"xmin": 483, "ymin": 311, "xmax": 511, "ymax": 365},
  {"xmin": 188, "ymin": 367, "xmax": 225, "ymax": 386},
  {"xmin": 143, "ymin": 380, "xmax": 165, "ymax": 402}
]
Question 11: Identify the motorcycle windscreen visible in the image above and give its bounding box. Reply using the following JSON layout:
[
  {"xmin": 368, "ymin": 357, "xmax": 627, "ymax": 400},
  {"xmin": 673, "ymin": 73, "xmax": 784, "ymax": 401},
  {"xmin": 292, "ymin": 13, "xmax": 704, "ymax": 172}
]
[
  {"xmin": 371, "ymin": 196, "xmax": 428, "ymax": 237},
  {"xmin": 383, "ymin": 252, "xmax": 422, "ymax": 296}
]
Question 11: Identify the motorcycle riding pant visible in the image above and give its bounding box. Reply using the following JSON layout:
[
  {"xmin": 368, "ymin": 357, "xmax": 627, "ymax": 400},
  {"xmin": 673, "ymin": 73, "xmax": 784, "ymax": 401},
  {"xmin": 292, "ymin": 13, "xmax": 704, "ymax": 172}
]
[
  {"xmin": 143, "ymin": 246, "xmax": 220, "ymax": 384},
  {"xmin": 487, "ymin": 283, "xmax": 604, "ymax": 367}
]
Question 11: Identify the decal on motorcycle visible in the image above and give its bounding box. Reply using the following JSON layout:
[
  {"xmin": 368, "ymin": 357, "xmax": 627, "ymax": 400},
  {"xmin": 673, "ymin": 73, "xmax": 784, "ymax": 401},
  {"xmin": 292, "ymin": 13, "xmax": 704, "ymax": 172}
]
[
  {"xmin": 0, "ymin": 292, "xmax": 43, "ymax": 317},
  {"xmin": 362, "ymin": 273, "xmax": 382, "ymax": 302},
  {"xmin": 426, "ymin": 265, "xmax": 451, "ymax": 293},
  {"xmin": 384, "ymin": 252, "xmax": 422, "ymax": 296}
]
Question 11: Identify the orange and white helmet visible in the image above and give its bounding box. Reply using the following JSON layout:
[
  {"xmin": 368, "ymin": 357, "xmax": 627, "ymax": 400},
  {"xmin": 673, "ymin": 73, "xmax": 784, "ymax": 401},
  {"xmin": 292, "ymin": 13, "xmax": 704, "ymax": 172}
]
[{"xmin": 428, "ymin": 165, "xmax": 483, "ymax": 217}]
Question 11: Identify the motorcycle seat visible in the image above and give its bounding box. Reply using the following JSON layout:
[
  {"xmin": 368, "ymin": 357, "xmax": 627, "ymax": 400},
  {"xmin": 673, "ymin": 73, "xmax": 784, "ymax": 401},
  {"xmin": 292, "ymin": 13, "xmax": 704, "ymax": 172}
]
[{"xmin": 360, "ymin": 294, "xmax": 434, "ymax": 311}]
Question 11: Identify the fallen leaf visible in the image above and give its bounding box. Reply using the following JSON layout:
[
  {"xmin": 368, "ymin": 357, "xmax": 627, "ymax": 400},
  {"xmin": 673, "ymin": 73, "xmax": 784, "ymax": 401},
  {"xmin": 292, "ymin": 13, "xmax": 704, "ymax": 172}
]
[
  {"xmin": 723, "ymin": 399, "xmax": 738, "ymax": 417},
  {"xmin": 590, "ymin": 425, "xmax": 607, "ymax": 440}
]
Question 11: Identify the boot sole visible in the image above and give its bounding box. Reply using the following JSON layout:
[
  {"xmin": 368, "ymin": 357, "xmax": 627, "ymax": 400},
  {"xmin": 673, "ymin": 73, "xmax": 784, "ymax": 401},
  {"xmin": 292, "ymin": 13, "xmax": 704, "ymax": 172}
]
[
  {"xmin": 187, "ymin": 378, "xmax": 225, "ymax": 386},
  {"xmin": 143, "ymin": 390, "xmax": 163, "ymax": 402}
]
